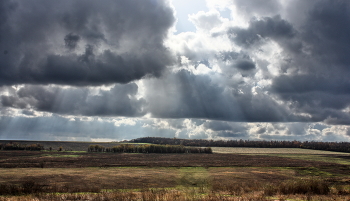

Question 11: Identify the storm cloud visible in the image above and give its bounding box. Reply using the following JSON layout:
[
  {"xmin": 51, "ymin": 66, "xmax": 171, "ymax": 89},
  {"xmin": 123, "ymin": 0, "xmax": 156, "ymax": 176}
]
[
  {"xmin": 1, "ymin": 84, "xmax": 146, "ymax": 117},
  {"xmin": 144, "ymin": 70, "xmax": 304, "ymax": 122},
  {"xmin": 269, "ymin": 0, "xmax": 350, "ymax": 125},
  {"xmin": 1, "ymin": 0, "xmax": 350, "ymax": 141},
  {"xmin": 227, "ymin": 15, "xmax": 296, "ymax": 48},
  {"xmin": 0, "ymin": 0, "xmax": 175, "ymax": 85}
]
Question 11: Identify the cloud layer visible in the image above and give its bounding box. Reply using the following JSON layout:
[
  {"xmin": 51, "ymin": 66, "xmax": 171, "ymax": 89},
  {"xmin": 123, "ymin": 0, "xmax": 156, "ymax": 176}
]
[
  {"xmin": 1, "ymin": 0, "xmax": 350, "ymax": 141},
  {"xmin": 0, "ymin": 0, "xmax": 175, "ymax": 85}
]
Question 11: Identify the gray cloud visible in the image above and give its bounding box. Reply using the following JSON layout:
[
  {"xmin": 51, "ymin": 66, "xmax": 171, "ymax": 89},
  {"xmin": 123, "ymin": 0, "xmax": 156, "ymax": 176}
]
[
  {"xmin": 235, "ymin": 59, "xmax": 256, "ymax": 71},
  {"xmin": 64, "ymin": 33, "xmax": 81, "ymax": 50},
  {"xmin": 233, "ymin": 0, "xmax": 281, "ymax": 17},
  {"xmin": 203, "ymin": 121, "xmax": 233, "ymax": 131},
  {"xmin": 217, "ymin": 51, "xmax": 256, "ymax": 73},
  {"xmin": 0, "ymin": 115, "xmax": 146, "ymax": 141},
  {"xmin": 216, "ymin": 130, "xmax": 247, "ymax": 138},
  {"xmin": 1, "ymin": 0, "xmax": 350, "ymax": 141},
  {"xmin": 145, "ymin": 70, "xmax": 302, "ymax": 122},
  {"xmin": 1, "ymin": 84, "xmax": 146, "ymax": 117},
  {"xmin": 0, "ymin": 0, "xmax": 175, "ymax": 86},
  {"xmin": 227, "ymin": 15, "xmax": 297, "ymax": 51},
  {"xmin": 269, "ymin": 0, "xmax": 350, "ymax": 124},
  {"xmin": 146, "ymin": 70, "xmax": 242, "ymax": 120},
  {"xmin": 202, "ymin": 121, "xmax": 248, "ymax": 138}
]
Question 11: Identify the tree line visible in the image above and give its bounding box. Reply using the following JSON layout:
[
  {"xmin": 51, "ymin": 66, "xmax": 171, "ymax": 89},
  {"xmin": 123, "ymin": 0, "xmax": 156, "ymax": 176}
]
[
  {"xmin": 88, "ymin": 144, "xmax": 212, "ymax": 154},
  {"xmin": 129, "ymin": 137, "xmax": 350, "ymax": 153},
  {"xmin": 0, "ymin": 143, "xmax": 44, "ymax": 151}
]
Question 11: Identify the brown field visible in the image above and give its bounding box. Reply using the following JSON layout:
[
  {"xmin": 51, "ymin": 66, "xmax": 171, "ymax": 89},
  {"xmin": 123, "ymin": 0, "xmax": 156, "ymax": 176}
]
[
  {"xmin": 0, "ymin": 150, "xmax": 347, "ymax": 168},
  {"xmin": 1, "ymin": 148, "xmax": 350, "ymax": 200},
  {"xmin": 0, "ymin": 167, "xmax": 179, "ymax": 190}
]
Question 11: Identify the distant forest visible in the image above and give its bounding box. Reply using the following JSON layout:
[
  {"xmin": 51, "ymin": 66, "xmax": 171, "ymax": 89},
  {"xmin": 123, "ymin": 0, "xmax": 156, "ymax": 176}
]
[
  {"xmin": 0, "ymin": 143, "xmax": 44, "ymax": 151},
  {"xmin": 88, "ymin": 144, "xmax": 212, "ymax": 154},
  {"xmin": 129, "ymin": 137, "xmax": 350, "ymax": 153}
]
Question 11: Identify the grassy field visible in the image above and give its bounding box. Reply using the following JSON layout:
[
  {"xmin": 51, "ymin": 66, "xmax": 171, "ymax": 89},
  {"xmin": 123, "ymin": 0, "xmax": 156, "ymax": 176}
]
[
  {"xmin": 1, "ymin": 146, "xmax": 350, "ymax": 200},
  {"xmin": 1, "ymin": 166, "xmax": 349, "ymax": 200},
  {"xmin": 212, "ymin": 147, "xmax": 350, "ymax": 154},
  {"xmin": 212, "ymin": 147, "xmax": 350, "ymax": 166}
]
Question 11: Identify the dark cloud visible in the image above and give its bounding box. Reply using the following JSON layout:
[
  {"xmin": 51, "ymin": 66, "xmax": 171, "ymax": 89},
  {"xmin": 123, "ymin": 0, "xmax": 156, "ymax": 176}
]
[
  {"xmin": 0, "ymin": 0, "xmax": 175, "ymax": 86},
  {"xmin": 258, "ymin": 134, "xmax": 303, "ymax": 141},
  {"xmin": 256, "ymin": 127, "xmax": 266, "ymax": 134},
  {"xmin": 215, "ymin": 51, "xmax": 257, "ymax": 77},
  {"xmin": 272, "ymin": 75, "xmax": 350, "ymax": 95},
  {"xmin": 204, "ymin": 121, "xmax": 233, "ymax": 131},
  {"xmin": 217, "ymin": 51, "xmax": 255, "ymax": 71},
  {"xmin": 1, "ymin": 0, "xmax": 350, "ymax": 142},
  {"xmin": 21, "ymin": 110, "xmax": 35, "ymax": 116},
  {"xmin": 216, "ymin": 131, "xmax": 247, "ymax": 138},
  {"xmin": 228, "ymin": 15, "xmax": 296, "ymax": 48},
  {"xmin": 146, "ymin": 70, "xmax": 242, "ymax": 120},
  {"xmin": 235, "ymin": 59, "xmax": 256, "ymax": 71},
  {"xmin": 64, "ymin": 33, "xmax": 80, "ymax": 50},
  {"xmin": 304, "ymin": 0, "xmax": 350, "ymax": 68},
  {"xmin": 203, "ymin": 121, "xmax": 248, "ymax": 138},
  {"xmin": 1, "ymin": 84, "xmax": 146, "ymax": 117},
  {"xmin": 269, "ymin": 0, "xmax": 350, "ymax": 124},
  {"xmin": 145, "ymin": 70, "xmax": 302, "ymax": 122}
]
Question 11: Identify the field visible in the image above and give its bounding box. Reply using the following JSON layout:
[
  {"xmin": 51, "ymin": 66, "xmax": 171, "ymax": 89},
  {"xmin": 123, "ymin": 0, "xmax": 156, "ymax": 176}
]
[
  {"xmin": 211, "ymin": 147, "xmax": 350, "ymax": 154},
  {"xmin": 1, "ymin": 145, "xmax": 350, "ymax": 200}
]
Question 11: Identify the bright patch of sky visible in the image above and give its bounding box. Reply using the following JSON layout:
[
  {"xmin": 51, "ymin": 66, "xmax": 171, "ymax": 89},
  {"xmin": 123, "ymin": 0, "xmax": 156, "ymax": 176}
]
[
  {"xmin": 171, "ymin": 0, "xmax": 208, "ymax": 33},
  {"xmin": 171, "ymin": 0, "xmax": 230, "ymax": 33}
]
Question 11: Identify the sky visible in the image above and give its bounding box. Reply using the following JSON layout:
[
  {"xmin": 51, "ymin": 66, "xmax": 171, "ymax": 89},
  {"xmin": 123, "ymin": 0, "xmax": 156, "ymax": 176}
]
[{"xmin": 1, "ymin": 0, "xmax": 350, "ymax": 142}]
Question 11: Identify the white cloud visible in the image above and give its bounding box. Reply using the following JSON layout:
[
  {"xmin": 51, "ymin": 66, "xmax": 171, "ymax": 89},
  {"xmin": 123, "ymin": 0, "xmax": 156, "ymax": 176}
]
[
  {"xmin": 189, "ymin": 10, "xmax": 225, "ymax": 31},
  {"xmin": 114, "ymin": 118, "xmax": 137, "ymax": 127}
]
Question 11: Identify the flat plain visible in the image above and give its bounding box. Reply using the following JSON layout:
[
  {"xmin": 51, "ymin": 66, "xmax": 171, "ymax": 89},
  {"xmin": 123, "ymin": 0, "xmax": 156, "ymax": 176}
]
[
  {"xmin": 212, "ymin": 147, "xmax": 350, "ymax": 154},
  {"xmin": 1, "ymin": 144, "xmax": 350, "ymax": 200}
]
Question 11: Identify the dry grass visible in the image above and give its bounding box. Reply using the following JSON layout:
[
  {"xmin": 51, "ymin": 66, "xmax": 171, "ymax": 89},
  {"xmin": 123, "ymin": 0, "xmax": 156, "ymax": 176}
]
[
  {"xmin": 1, "ymin": 149, "xmax": 350, "ymax": 200},
  {"xmin": 0, "ymin": 167, "xmax": 179, "ymax": 190},
  {"xmin": 209, "ymin": 167, "xmax": 295, "ymax": 188},
  {"xmin": 0, "ymin": 179, "xmax": 350, "ymax": 201},
  {"xmin": 0, "ymin": 167, "xmax": 316, "ymax": 191},
  {"xmin": 269, "ymin": 154, "xmax": 350, "ymax": 165},
  {"xmin": 1, "ymin": 167, "xmax": 350, "ymax": 200},
  {"xmin": 212, "ymin": 147, "xmax": 350, "ymax": 155},
  {"xmin": 212, "ymin": 147, "xmax": 350, "ymax": 166}
]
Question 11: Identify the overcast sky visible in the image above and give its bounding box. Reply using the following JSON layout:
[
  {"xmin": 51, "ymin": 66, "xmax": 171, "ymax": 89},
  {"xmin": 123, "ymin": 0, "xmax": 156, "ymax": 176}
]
[{"xmin": 1, "ymin": 0, "xmax": 350, "ymax": 142}]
